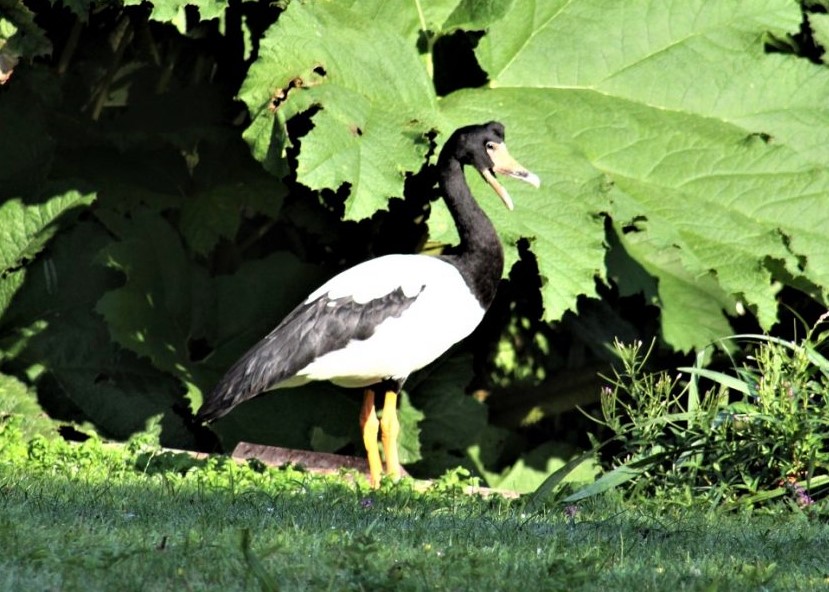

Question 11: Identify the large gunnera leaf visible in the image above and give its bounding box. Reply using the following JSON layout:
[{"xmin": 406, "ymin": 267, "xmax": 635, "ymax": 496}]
[
  {"xmin": 95, "ymin": 209, "xmax": 326, "ymax": 414},
  {"xmin": 1, "ymin": 221, "xmax": 194, "ymax": 446},
  {"xmin": 240, "ymin": 0, "xmax": 437, "ymax": 220},
  {"xmin": 441, "ymin": 0, "xmax": 829, "ymax": 350}
]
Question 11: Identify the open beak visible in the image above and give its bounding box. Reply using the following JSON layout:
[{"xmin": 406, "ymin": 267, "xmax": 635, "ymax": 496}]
[{"xmin": 480, "ymin": 142, "xmax": 541, "ymax": 210}]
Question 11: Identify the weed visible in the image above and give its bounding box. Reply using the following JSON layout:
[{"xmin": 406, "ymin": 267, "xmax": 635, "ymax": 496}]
[{"xmin": 583, "ymin": 319, "xmax": 829, "ymax": 509}]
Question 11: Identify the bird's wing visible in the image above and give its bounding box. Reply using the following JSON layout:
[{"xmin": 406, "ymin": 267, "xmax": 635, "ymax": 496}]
[{"xmin": 196, "ymin": 255, "xmax": 437, "ymax": 421}]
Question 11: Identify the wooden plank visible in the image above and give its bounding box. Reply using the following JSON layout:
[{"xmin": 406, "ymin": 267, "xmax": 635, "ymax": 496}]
[{"xmin": 230, "ymin": 441, "xmax": 411, "ymax": 478}]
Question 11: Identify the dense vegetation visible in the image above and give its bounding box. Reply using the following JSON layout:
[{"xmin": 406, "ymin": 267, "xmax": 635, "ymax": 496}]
[{"xmin": 2, "ymin": 0, "xmax": 829, "ymax": 500}]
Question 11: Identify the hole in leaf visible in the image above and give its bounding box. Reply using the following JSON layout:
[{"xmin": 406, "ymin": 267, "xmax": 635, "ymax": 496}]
[
  {"xmin": 432, "ymin": 30, "xmax": 487, "ymax": 96},
  {"xmin": 270, "ymin": 77, "xmax": 304, "ymax": 111},
  {"xmin": 188, "ymin": 337, "xmax": 213, "ymax": 362},
  {"xmin": 621, "ymin": 216, "xmax": 647, "ymax": 234}
]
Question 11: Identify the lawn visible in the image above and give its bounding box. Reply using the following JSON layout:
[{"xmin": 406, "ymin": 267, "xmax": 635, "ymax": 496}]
[{"xmin": 1, "ymin": 431, "xmax": 827, "ymax": 591}]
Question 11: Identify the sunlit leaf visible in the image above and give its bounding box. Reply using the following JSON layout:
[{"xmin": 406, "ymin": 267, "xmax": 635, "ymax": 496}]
[
  {"xmin": 0, "ymin": 371, "xmax": 54, "ymax": 439},
  {"xmin": 240, "ymin": 0, "xmax": 437, "ymax": 219},
  {"xmin": 0, "ymin": 190, "xmax": 95, "ymax": 316},
  {"xmin": 472, "ymin": 442, "xmax": 598, "ymax": 494},
  {"xmin": 122, "ymin": 0, "xmax": 227, "ymax": 31},
  {"xmin": 441, "ymin": 0, "xmax": 829, "ymax": 342}
]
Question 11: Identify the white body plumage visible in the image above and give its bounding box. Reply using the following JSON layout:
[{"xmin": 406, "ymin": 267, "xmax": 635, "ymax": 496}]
[{"xmin": 279, "ymin": 253, "xmax": 485, "ymax": 388}]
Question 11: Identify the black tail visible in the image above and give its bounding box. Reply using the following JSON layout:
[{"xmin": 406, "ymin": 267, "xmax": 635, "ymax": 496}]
[
  {"xmin": 195, "ymin": 285, "xmax": 418, "ymax": 423},
  {"xmin": 194, "ymin": 380, "xmax": 243, "ymax": 423},
  {"xmin": 195, "ymin": 339, "xmax": 297, "ymax": 423}
]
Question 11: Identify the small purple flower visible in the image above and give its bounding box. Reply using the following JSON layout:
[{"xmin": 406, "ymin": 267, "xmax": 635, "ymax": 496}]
[
  {"xmin": 795, "ymin": 486, "xmax": 815, "ymax": 508},
  {"xmin": 360, "ymin": 497, "xmax": 374, "ymax": 509},
  {"xmin": 564, "ymin": 504, "xmax": 579, "ymax": 521},
  {"xmin": 785, "ymin": 478, "xmax": 815, "ymax": 508}
]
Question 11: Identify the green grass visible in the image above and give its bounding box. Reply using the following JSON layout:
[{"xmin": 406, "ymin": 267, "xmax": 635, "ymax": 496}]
[{"xmin": 1, "ymin": 431, "xmax": 828, "ymax": 591}]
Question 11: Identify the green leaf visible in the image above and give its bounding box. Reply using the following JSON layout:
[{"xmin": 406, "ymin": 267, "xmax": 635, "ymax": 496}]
[
  {"xmin": 208, "ymin": 382, "xmax": 359, "ymax": 454},
  {"xmin": 0, "ymin": 191, "xmax": 95, "ymax": 317},
  {"xmin": 610, "ymin": 223, "xmax": 738, "ymax": 353},
  {"xmin": 0, "ymin": 2, "xmax": 51, "ymax": 59},
  {"xmin": 0, "ymin": 271, "xmax": 23, "ymax": 325},
  {"xmin": 337, "ymin": 0, "xmax": 509, "ymax": 47},
  {"xmin": 442, "ymin": 0, "xmax": 514, "ymax": 31},
  {"xmin": 1, "ymin": 221, "xmax": 111, "ymax": 334},
  {"xmin": 121, "ymin": 0, "xmax": 227, "ymax": 32},
  {"xmin": 409, "ymin": 354, "xmax": 483, "ymax": 451},
  {"xmin": 340, "ymin": 0, "xmax": 455, "ymax": 43},
  {"xmin": 205, "ymin": 252, "xmax": 327, "ymax": 373},
  {"xmin": 0, "ymin": 191, "xmax": 95, "ymax": 274},
  {"xmin": 405, "ymin": 353, "xmax": 497, "ymax": 476},
  {"xmin": 679, "ymin": 366, "xmax": 752, "ymax": 396},
  {"xmin": 178, "ymin": 148, "xmax": 288, "ymax": 256},
  {"xmin": 37, "ymin": 333, "xmax": 191, "ymax": 441},
  {"xmin": 1, "ymin": 221, "xmax": 194, "ymax": 445},
  {"xmin": 0, "ymin": 371, "xmax": 55, "ymax": 439},
  {"xmin": 178, "ymin": 187, "xmax": 241, "ymax": 256},
  {"xmin": 478, "ymin": 442, "xmax": 598, "ymax": 494},
  {"xmin": 809, "ymin": 13, "xmax": 829, "ymax": 61},
  {"xmin": 397, "ymin": 390, "xmax": 424, "ymax": 465},
  {"xmin": 95, "ymin": 210, "xmax": 212, "ymax": 405},
  {"xmin": 562, "ymin": 447, "xmax": 694, "ymax": 502},
  {"xmin": 309, "ymin": 426, "xmax": 351, "ymax": 454},
  {"xmin": 440, "ymin": 0, "xmax": 829, "ymax": 342},
  {"xmin": 95, "ymin": 205, "xmax": 334, "ymax": 437},
  {"xmin": 93, "ymin": 222, "xmax": 321, "ymax": 414},
  {"xmin": 563, "ymin": 464, "xmax": 645, "ymax": 503},
  {"xmin": 240, "ymin": 0, "xmax": 437, "ymax": 219},
  {"xmin": 525, "ymin": 447, "xmax": 601, "ymax": 510}
]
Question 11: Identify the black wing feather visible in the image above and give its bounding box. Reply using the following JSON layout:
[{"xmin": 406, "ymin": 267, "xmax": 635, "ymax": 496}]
[{"xmin": 196, "ymin": 287, "xmax": 421, "ymax": 422}]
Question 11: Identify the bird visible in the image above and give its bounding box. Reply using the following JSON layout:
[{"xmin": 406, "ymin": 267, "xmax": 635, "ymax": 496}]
[{"xmin": 196, "ymin": 121, "xmax": 540, "ymax": 487}]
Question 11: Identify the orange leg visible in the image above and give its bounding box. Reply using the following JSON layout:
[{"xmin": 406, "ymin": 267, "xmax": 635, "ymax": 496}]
[
  {"xmin": 379, "ymin": 390, "xmax": 401, "ymax": 481},
  {"xmin": 359, "ymin": 389, "xmax": 382, "ymax": 488}
]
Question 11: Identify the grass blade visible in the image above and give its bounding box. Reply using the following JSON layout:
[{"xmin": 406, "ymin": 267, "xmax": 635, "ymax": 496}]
[
  {"xmin": 677, "ymin": 367, "xmax": 751, "ymax": 395},
  {"xmin": 525, "ymin": 448, "xmax": 598, "ymax": 511},
  {"xmin": 240, "ymin": 528, "xmax": 279, "ymax": 592}
]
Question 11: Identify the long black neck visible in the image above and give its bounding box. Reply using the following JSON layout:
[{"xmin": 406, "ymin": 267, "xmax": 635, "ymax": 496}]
[{"xmin": 438, "ymin": 158, "xmax": 504, "ymax": 308}]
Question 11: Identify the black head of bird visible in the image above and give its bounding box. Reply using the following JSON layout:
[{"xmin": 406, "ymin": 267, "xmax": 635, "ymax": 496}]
[
  {"xmin": 440, "ymin": 121, "xmax": 540, "ymax": 211},
  {"xmin": 196, "ymin": 121, "xmax": 540, "ymax": 488}
]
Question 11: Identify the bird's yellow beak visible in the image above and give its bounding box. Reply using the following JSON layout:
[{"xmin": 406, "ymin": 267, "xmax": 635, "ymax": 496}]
[{"xmin": 480, "ymin": 142, "xmax": 541, "ymax": 211}]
